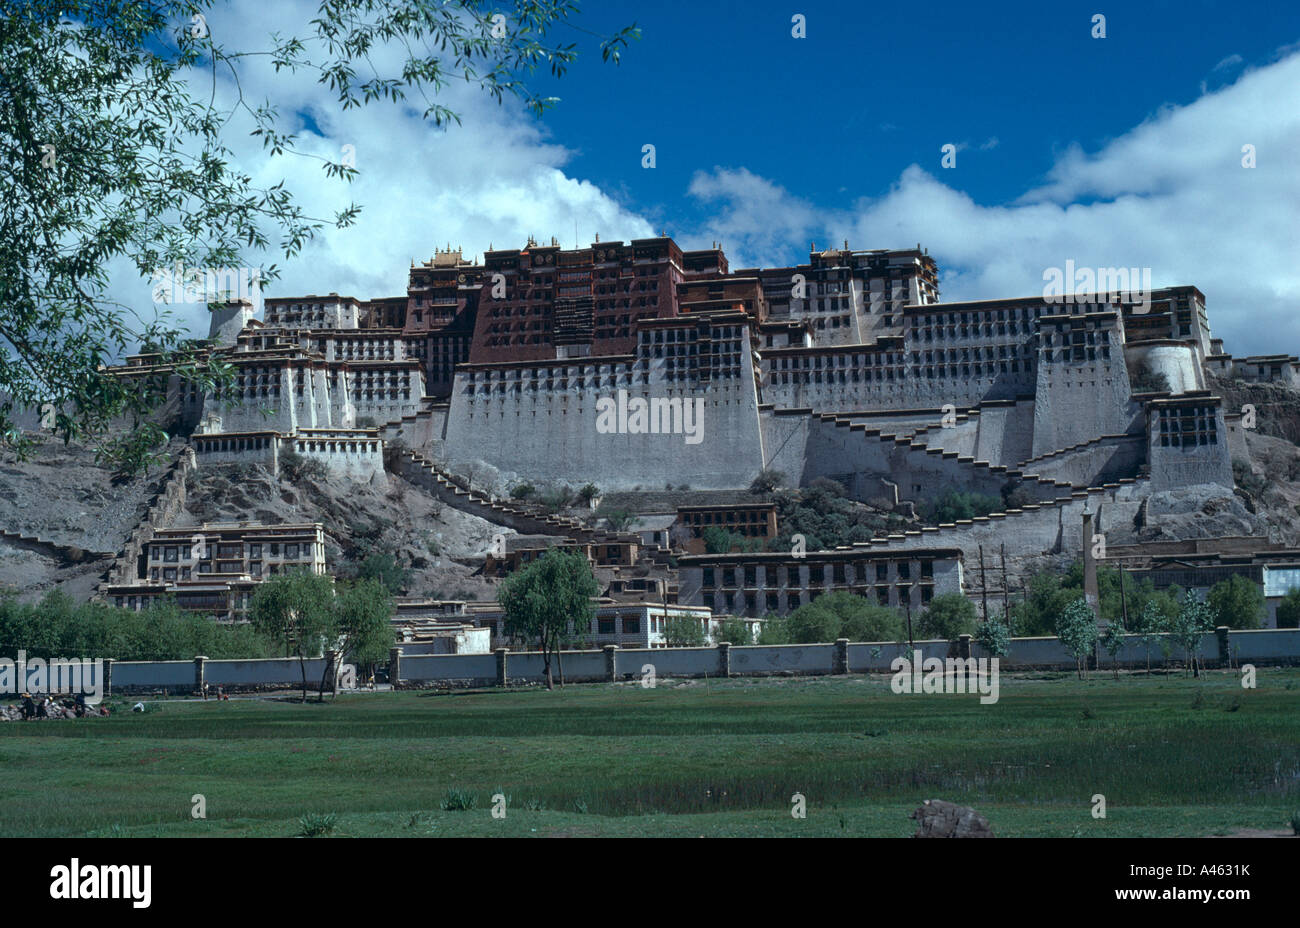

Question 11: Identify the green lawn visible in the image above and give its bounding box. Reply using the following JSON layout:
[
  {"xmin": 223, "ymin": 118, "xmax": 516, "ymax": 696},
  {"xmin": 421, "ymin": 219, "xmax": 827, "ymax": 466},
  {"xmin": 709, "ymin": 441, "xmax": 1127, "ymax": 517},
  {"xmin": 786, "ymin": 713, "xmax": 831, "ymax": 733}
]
[{"xmin": 2, "ymin": 669, "xmax": 1298, "ymax": 837}]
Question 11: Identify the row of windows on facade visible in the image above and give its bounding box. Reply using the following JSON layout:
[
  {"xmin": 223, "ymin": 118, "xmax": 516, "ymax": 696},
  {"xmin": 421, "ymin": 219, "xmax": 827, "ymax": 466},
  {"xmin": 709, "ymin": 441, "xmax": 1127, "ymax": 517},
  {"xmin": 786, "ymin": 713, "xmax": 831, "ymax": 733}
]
[
  {"xmin": 1041, "ymin": 347, "xmax": 1113, "ymax": 363},
  {"xmin": 114, "ymin": 593, "xmax": 248, "ymax": 611},
  {"xmin": 770, "ymin": 364, "xmax": 1029, "ymax": 384},
  {"xmin": 912, "ymin": 344, "xmax": 1035, "ymax": 364},
  {"xmin": 148, "ymin": 561, "xmax": 301, "ymax": 581},
  {"xmin": 485, "ymin": 294, "xmax": 662, "ymax": 312},
  {"xmin": 702, "ymin": 561, "xmax": 936, "ymax": 588},
  {"xmin": 294, "ymin": 440, "xmax": 381, "ymax": 454},
  {"xmin": 152, "ymin": 542, "xmax": 319, "ymax": 561},
  {"xmin": 492, "ymin": 613, "xmax": 674, "ymax": 638},
  {"xmin": 469, "ymin": 368, "xmax": 741, "ymax": 393},
  {"xmin": 713, "ymin": 585, "xmax": 935, "ymax": 615},
  {"xmin": 640, "ymin": 326, "xmax": 745, "ymax": 344}
]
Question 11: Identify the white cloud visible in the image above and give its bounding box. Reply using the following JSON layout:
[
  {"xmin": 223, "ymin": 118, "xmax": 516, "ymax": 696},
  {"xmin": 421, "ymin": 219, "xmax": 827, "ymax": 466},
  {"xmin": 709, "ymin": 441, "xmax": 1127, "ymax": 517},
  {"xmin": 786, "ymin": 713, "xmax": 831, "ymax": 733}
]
[
  {"xmin": 111, "ymin": 0, "xmax": 654, "ymax": 339},
  {"xmin": 685, "ymin": 48, "xmax": 1300, "ymax": 356}
]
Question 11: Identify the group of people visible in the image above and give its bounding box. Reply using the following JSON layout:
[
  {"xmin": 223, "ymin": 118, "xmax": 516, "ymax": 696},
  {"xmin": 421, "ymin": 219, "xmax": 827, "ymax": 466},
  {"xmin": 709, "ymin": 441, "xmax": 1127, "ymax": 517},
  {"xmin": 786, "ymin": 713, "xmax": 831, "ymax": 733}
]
[
  {"xmin": 17, "ymin": 691, "xmax": 105, "ymax": 719},
  {"xmin": 199, "ymin": 683, "xmax": 231, "ymax": 701}
]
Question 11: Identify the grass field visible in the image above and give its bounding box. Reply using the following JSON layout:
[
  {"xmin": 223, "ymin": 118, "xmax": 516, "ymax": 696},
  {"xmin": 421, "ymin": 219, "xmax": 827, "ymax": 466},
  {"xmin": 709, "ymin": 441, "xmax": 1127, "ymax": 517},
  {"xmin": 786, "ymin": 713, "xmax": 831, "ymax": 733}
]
[{"xmin": 2, "ymin": 668, "xmax": 1298, "ymax": 837}]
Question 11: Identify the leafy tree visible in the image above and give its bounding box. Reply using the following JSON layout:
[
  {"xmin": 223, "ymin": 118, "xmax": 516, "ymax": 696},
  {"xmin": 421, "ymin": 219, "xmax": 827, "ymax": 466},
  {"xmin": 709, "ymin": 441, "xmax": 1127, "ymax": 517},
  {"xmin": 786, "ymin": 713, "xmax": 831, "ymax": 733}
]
[
  {"xmin": 498, "ymin": 549, "xmax": 598, "ymax": 689},
  {"xmin": 701, "ymin": 525, "xmax": 735, "ymax": 554},
  {"xmin": 918, "ymin": 593, "xmax": 977, "ymax": 642},
  {"xmin": 538, "ymin": 485, "xmax": 574, "ymax": 512},
  {"xmin": 756, "ymin": 613, "xmax": 789, "ymax": 645},
  {"xmin": 1056, "ymin": 597, "xmax": 1098, "ymax": 680},
  {"xmin": 1100, "ymin": 622, "xmax": 1127, "ymax": 679},
  {"xmin": 714, "ymin": 617, "xmax": 752, "ymax": 646},
  {"xmin": 1, "ymin": 1, "xmax": 638, "ymax": 467},
  {"xmin": 509, "ymin": 482, "xmax": 536, "ymax": 500},
  {"xmin": 1207, "ymin": 574, "xmax": 1264, "ymax": 630},
  {"xmin": 249, "ymin": 569, "xmax": 335, "ymax": 701},
  {"xmin": 1276, "ymin": 587, "xmax": 1300, "ymax": 629},
  {"xmin": 698, "ymin": 526, "xmax": 761, "ymax": 554},
  {"xmin": 356, "ymin": 551, "xmax": 408, "ymax": 596},
  {"xmin": 577, "ymin": 483, "xmax": 600, "ymax": 506},
  {"xmin": 974, "ymin": 612, "xmax": 1012, "ymax": 658},
  {"xmin": 0, "ymin": 590, "xmax": 268, "ymax": 660},
  {"xmin": 663, "ymin": 615, "xmax": 707, "ymax": 647},
  {"xmin": 1132, "ymin": 600, "xmax": 1170, "ymax": 674},
  {"xmin": 766, "ymin": 484, "xmax": 893, "ymax": 553},
  {"xmin": 331, "ymin": 578, "xmax": 394, "ymax": 698},
  {"xmin": 594, "ymin": 504, "xmax": 634, "ymax": 532},
  {"xmin": 785, "ymin": 592, "xmax": 903, "ymax": 644},
  {"xmin": 1170, "ymin": 591, "xmax": 1216, "ymax": 678}
]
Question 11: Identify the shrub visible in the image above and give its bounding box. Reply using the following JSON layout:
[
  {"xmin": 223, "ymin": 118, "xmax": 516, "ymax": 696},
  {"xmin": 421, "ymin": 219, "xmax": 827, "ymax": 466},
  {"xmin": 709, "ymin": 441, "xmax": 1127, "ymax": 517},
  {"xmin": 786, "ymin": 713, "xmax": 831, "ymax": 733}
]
[
  {"xmin": 714, "ymin": 617, "xmax": 753, "ymax": 645},
  {"xmin": 440, "ymin": 788, "xmax": 478, "ymax": 811},
  {"xmin": 918, "ymin": 593, "xmax": 977, "ymax": 641},
  {"xmin": 975, "ymin": 612, "xmax": 1012, "ymax": 657},
  {"xmin": 1207, "ymin": 574, "xmax": 1264, "ymax": 629},
  {"xmin": 923, "ymin": 490, "xmax": 1000, "ymax": 524},
  {"xmin": 1276, "ymin": 587, "xmax": 1300, "ymax": 629},
  {"xmin": 785, "ymin": 591, "xmax": 902, "ymax": 643},
  {"xmin": 663, "ymin": 615, "xmax": 706, "ymax": 647},
  {"xmin": 509, "ymin": 482, "xmax": 536, "ymax": 500},
  {"xmin": 279, "ymin": 450, "xmax": 327, "ymax": 483},
  {"xmin": 0, "ymin": 592, "xmax": 270, "ymax": 661},
  {"xmin": 749, "ymin": 469, "xmax": 787, "ymax": 494},
  {"xmin": 594, "ymin": 504, "xmax": 634, "ymax": 531},
  {"xmin": 298, "ymin": 812, "xmax": 337, "ymax": 837},
  {"xmin": 1129, "ymin": 362, "xmax": 1171, "ymax": 393}
]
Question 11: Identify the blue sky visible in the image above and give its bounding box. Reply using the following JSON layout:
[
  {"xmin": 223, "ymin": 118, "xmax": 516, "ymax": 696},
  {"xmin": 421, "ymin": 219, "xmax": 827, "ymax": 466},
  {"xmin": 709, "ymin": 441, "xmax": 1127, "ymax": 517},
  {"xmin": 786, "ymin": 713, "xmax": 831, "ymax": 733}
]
[
  {"xmin": 530, "ymin": 0, "xmax": 1300, "ymax": 262},
  {"xmin": 130, "ymin": 0, "xmax": 1300, "ymax": 356}
]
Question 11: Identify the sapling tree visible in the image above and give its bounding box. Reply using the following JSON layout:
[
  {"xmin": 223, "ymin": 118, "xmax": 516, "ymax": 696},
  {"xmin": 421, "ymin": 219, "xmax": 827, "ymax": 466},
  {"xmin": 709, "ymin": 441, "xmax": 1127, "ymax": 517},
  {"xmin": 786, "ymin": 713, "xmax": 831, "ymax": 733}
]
[
  {"xmin": 1170, "ymin": 591, "xmax": 1216, "ymax": 678},
  {"xmin": 975, "ymin": 611, "xmax": 1012, "ymax": 659},
  {"xmin": 1100, "ymin": 621, "xmax": 1126, "ymax": 680},
  {"xmin": 328, "ymin": 578, "xmax": 394, "ymax": 699},
  {"xmin": 1057, "ymin": 597, "xmax": 1099, "ymax": 680}
]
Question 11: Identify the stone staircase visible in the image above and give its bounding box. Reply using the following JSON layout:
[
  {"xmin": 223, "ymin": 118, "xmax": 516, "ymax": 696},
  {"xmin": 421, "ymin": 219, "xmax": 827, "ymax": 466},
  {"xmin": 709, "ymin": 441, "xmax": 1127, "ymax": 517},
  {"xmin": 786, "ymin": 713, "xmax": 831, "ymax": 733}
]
[
  {"xmin": 1017, "ymin": 432, "xmax": 1142, "ymax": 469},
  {"xmin": 814, "ymin": 411, "xmax": 1076, "ymax": 503},
  {"xmin": 390, "ymin": 449, "xmax": 655, "ymax": 555},
  {"xmin": 843, "ymin": 474, "xmax": 1152, "ymax": 558},
  {"xmin": 95, "ymin": 447, "xmax": 196, "ymax": 593},
  {"xmin": 0, "ymin": 529, "xmax": 113, "ymax": 562}
]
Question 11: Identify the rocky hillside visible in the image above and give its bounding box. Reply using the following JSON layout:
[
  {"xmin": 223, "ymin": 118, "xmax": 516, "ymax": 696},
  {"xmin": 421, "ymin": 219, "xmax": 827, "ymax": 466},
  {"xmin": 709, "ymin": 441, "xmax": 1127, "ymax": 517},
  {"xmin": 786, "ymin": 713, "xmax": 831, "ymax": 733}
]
[{"xmin": 177, "ymin": 462, "xmax": 511, "ymax": 602}]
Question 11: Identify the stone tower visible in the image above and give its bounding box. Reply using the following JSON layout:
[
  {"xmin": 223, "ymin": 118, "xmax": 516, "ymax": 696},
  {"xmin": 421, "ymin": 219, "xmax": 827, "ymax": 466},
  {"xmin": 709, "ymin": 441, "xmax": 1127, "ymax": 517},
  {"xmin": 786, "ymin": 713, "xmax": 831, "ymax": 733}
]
[{"xmin": 208, "ymin": 298, "xmax": 256, "ymax": 348}]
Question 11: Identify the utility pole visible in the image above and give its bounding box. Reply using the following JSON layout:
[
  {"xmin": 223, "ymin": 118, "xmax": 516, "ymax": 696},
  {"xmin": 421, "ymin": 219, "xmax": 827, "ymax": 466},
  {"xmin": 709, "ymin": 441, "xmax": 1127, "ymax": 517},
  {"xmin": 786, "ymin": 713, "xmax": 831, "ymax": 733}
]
[
  {"xmin": 979, "ymin": 545, "xmax": 990, "ymax": 622},
  {"xmin": 1119, "ymin": 566, "xmax": 1129, "ymax": 630},
  {"xmin": 904, "ymin": 592, "xmax": 915, "ymax": 652},
  {"xmin": 1000, "ymin": 543, "xmax": 1010, "ymax": 620}
]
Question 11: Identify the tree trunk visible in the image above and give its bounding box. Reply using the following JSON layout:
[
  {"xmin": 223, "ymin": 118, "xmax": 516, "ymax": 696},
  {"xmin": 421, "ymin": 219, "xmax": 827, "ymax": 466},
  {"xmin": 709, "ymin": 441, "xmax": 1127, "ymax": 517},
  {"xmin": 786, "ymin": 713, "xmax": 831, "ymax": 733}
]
[
  {"xmin": 542, "ymin": 629, "xmax": 554, "ymax": 691},
  {"xmin": 299, "ymin": 653, "xmax": 308, "ymax": 703},
  {"xmin": 556, "ymin": 641, "xmax": 565, "ymax": 688},
  {"xmin": 317, "ymin": 650, "xmax": 334, "ymax": 703}
]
